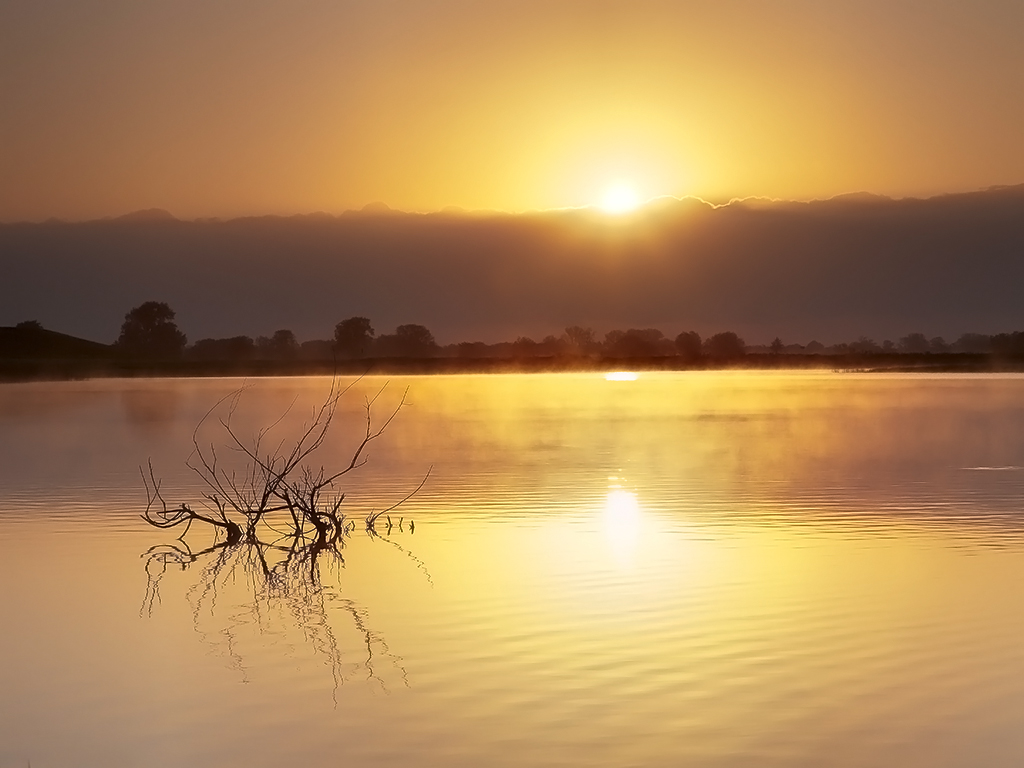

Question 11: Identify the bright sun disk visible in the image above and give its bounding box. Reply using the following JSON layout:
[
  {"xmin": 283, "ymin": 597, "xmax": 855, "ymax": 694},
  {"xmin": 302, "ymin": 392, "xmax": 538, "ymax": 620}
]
[{"xmin": 600, "ymin": 183, "xmax": 641, "ymax": 214}]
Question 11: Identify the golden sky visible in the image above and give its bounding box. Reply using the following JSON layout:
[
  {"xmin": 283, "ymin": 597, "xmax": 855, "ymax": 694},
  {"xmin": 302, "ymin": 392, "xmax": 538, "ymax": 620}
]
[{"xmin": 2, "ymin": 0, "xmax": 1023, "ymax": 221}]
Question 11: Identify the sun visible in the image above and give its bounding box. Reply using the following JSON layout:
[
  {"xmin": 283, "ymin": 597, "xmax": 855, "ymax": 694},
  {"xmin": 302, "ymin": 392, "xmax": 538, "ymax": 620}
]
[{"xmin": 600, "ymin": 183, "xmax": 641, "ymax": 215}]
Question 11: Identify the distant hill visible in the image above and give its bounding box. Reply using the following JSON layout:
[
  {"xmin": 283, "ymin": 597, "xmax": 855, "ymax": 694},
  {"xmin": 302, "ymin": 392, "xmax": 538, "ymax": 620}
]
[
  {"xmin": 113, "ymin": 208, "xmax": 178, "ymax": 222},
  {"xmin": 0, "ymin": 325, "xmax": 114, "ymax": 360}
]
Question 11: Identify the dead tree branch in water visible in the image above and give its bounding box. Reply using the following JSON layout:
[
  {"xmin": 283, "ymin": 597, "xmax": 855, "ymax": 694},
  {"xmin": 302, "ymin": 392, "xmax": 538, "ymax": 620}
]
[
  {"xmin": 140, "ymin": 379, "xmax": 428, "ymax": 691},
  {"xmin": 141, "ymin": 378, "xmax": 419, "ymax": 547}
]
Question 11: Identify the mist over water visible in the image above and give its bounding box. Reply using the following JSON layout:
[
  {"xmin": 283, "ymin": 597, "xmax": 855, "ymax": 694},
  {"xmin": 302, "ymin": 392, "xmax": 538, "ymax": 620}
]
[{"xmin": 4, "ymin": 372, "xmax": 1024, "ymax": 767}]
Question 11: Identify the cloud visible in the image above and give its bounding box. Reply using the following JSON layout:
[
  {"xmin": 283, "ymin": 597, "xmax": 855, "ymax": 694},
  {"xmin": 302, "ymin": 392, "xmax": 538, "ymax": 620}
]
[{"xmin": 2, "ymin": 186, "xmax": 1023, "ymax": 345}]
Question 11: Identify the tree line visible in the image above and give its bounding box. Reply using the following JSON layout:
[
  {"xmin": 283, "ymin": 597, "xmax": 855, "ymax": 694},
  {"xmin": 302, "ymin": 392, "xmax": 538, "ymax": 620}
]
[
  {"xmin": 22, "ymin": 300, "xmax": 1024, "ymax": 363},
  {"xmin": 107, "ymin": 302, "xmax": 752, "ymax": 361}
]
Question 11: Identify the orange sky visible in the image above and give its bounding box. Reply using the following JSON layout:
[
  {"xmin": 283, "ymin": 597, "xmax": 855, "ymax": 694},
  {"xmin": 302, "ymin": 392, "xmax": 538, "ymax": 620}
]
[{"xmin": 2, "ymin": 1, "xmax": 1023, "ymax": 221}]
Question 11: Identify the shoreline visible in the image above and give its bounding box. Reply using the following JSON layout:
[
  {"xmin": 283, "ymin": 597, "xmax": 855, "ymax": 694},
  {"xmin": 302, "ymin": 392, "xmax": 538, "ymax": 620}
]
[{"xmin": 0, "ymin": 352, "xmax": 1017, "ymax": 382}]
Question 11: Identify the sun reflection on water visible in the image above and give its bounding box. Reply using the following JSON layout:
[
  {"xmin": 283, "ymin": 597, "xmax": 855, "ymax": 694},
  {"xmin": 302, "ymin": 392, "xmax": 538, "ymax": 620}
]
[{"xmin": 604, "ymin": 486, "xmax": 641, "ymax": 567}]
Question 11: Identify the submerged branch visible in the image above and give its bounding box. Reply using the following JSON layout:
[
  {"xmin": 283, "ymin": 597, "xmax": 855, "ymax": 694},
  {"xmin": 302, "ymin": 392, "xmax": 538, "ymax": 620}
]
[
  {"xmin": 366, "ymin": 465, "xmax": 432, "ymax": 533},
  {"xmin": 143, "ymin": 377, "xmax": 419, "ymax": 546},
  {"xmin": 140, "ymin": 377, "xmax": 427, "ymax": 690}
]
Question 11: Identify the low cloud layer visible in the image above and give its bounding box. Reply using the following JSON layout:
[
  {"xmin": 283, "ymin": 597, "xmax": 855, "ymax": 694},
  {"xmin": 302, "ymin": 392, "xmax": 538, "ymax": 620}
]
[{"xmin": 2, "ymin": 186, "xmax": 1023, "ymax": 345}]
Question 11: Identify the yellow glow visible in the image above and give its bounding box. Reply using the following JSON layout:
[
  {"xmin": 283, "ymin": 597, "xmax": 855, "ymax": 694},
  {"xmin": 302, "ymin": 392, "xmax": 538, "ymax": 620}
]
[
  {"xmin": 605, "ymin": 372, "xmax": 638, "ymax": 381},
  {"xmin": 600, "ymin": 183, "xmax": 641, "ymax": 214},
  {"xmin": 4, "ymin": 3, "xmax": 1024, "ymax": 220},
  {"xmin": 604, "ymin": 489, "xmax": 641, "ymax": 565}
]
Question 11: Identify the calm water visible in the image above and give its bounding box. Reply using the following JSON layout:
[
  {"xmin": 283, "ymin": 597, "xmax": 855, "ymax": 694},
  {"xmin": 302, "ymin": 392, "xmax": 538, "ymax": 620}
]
[{"xmin": 4, "ymin": 372, "xmax": 1024, "ymax": 767}]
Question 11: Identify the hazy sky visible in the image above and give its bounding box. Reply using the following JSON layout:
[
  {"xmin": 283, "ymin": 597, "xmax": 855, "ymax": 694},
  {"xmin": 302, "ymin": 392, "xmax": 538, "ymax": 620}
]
[{"xmin": 2, "ymin": 0, "xmax": 1023, "ymax": 221}]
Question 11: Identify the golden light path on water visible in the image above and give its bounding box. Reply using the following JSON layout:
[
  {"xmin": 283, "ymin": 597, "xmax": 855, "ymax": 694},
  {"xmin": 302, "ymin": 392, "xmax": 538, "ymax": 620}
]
[
  {"xmin": 604, "ymin": 483, "xmax": 641, "ymax": 567},
  {"xmin": 4, "ymin": 372, "xmax": 1024, "ymax": 766}
]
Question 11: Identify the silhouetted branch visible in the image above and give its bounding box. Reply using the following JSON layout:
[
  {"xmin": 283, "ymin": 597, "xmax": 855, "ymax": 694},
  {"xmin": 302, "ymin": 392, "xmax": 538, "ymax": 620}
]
[
  {"xmin": 141, "ymin": 460, "xmax": 242, "ymax": 543},
  {"xmin": 366, "ymin": 465, "xmax": 432, "ymax": 533},
  {"xmin": 140, "ymin": 378, "xmax": 426, "ymax": 692}
]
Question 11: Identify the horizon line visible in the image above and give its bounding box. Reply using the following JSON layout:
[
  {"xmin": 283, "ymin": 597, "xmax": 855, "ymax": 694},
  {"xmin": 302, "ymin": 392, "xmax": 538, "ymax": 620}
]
[{"xmin": 4, "ymin": 183, "xmax": 1023, "ymax": 226}]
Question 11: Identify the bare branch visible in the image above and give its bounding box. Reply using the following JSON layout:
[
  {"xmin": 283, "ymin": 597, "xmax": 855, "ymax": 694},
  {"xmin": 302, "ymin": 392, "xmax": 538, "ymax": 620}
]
[{"xmin": 366, "ymin": 465, "xmax": 431, "ymax": 532}]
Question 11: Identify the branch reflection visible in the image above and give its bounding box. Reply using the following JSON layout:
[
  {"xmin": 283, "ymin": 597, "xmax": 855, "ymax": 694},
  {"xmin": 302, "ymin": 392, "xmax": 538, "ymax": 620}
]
[{"xmin": 141, "ymin": 523, "xmax": 420, "ymax": 695}]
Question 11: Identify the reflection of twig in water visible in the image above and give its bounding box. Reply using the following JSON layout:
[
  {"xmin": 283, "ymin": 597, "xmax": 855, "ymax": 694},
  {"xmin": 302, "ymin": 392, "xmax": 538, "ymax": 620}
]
[
  {"xmin": 367, "ymin": 526, "xmax": 435, "ymax": 588},
  {"xmin": 140, "ymin": 533, "xmax": 410, "ymax": 694},
  {"xmin": 188, "ymin": 543, "xmax": 250, "ymax": 679},
  {"xmin": 140, "ymin": 543, "xmax": 197, "ymax": 617}
]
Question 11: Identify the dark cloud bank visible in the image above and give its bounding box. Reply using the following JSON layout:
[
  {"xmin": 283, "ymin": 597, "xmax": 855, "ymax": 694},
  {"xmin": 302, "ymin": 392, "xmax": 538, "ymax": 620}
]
[{"xmin": 2, "ymin": 186, "xmax": 1023, "ymax": 345}]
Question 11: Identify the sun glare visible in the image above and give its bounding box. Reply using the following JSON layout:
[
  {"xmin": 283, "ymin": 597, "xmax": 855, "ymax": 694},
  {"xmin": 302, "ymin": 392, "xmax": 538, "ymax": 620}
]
[
  {"xmin": 600, "ymin": 183, "xmax": 641, "ymax": 215},
  {"xmin": 604, "ymin": 488, "xmax": 641, "ymax": 566}
]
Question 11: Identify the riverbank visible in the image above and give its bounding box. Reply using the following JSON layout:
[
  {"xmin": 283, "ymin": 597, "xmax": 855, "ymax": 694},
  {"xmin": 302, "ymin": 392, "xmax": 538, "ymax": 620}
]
[{"xmin": 0, "ymin": 352, "xmax": 1015, "ymax": 382}]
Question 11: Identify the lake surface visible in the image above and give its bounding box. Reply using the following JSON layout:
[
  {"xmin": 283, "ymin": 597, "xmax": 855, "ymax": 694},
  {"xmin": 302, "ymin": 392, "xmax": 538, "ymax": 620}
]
[{"xmin": 4, "ymin": 371, "xmax": 1024, "ymax": 767}]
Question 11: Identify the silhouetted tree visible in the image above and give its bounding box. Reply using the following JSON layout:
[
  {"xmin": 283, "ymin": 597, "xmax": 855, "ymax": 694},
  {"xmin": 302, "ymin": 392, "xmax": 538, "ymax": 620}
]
[
  {"xmin": 674, "ymin": 331, "xmax": 702, "ymax": 362},
  {"xmin": 189, "ymin": 336, "xmax": 255, "ymax": 361},
  {"xmin": 540, "ymin": 335, "xmax": 567, "ymax": 356},
  {"xmin": 991, "ymin": 332, "xmax": 1024, "ymax": 357},
  {"xmin": 564, "ymin": 326, "xmax": 597, "ymax": 355},
  {"xmin": 117, "ymin": 301, "xmax": 187, "ymax": 358},
  {"xmin": 454, "ymin": 341, "xmax": 490, "ymax": 358},
  {"xmin": 257, "ymin": 329, "xmax": 298, "ymax": 360},
  {"xmin": 604, "ymin": 328, "xmax": 671, "ymax": 357},
  {"xmin": 929, "ymin": 336, "xmax": 949, "ymax": 353},
  {"xmin": 703, "ymin": 331, "xmax": 746, "ymax": 359},
  {"xmin": 334, "ymin": 317, "xmax": 374, "ymax": 358},
  {"xmin": 398, "ymin": 324, "xmax": 437, "ymax": 356},
  {"xmin": 603, "ymin": 330, "xmax": 624, "ymax": 352},
  {"xmin": 770, "ymin": 337, "xmax": 784, "ymax": 355},
  {"xmin": 15, "ymin": 320, "xmax": 43, "ymax": 331},
  {"xmin": 899, "ymin": 333, "xmax": 929, "ymax": 353},
  {"xmin": 951, "ymin": 333, "xmax": 991, "ymax": 354},
  {"xmin": 511, "ymin": 336, "xmax": 542, "ymax": 357},
  {"xmin": 849, "ymin": 336, "xmax": 881, "ymax": 353},
  {"xmin": 376, "ymin": 324, "xmax": 437, "ymax": 358}
]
